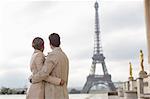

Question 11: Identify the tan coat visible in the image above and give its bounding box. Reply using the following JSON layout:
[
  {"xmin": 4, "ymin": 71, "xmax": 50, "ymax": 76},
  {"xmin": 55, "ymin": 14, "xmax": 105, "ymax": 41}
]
[
  {"xmin": 32, "ymin": 47, "xmax": 69, "ymax": 99},
  {"xmin": 26, "ymin": 50, "xmax": 61, "ymax": 99}
]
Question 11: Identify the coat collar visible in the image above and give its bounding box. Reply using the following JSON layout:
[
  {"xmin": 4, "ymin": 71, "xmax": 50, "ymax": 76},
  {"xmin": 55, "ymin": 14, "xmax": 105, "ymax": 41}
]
[
  {"xmin": 52, "ymin": 47, "xmax": 62, "ymax": 52},
  {"xmin": 34, "ymin": 49, "xmax": 42, "ymax": 53},
  {"xmin": 47, "ymin": 47, "xmax": 62, "ymax": 55}
]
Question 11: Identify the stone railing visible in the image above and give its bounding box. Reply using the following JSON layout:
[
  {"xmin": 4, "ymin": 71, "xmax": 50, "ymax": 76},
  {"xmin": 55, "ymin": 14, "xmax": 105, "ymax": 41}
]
[{"xmin": 118, "ymin": 75, "xmax": 150, "ymax": 99}]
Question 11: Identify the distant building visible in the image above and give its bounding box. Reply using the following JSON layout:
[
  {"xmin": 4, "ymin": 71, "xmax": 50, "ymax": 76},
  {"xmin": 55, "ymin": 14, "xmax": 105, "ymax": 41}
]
[{"xmin": 113, "ymin": 82, "xmax": 124, "ymax": 89}]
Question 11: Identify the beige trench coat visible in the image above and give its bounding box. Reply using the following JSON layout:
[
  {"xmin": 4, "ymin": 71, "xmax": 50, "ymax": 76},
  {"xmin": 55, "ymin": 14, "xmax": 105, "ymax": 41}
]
[
  {"xmin": 32, "ymin": 47, "xmax": 69, "ymax": 99},
  {"xmin": 26, "ymin": 50, "xmax": 61, "ymax": 99}
]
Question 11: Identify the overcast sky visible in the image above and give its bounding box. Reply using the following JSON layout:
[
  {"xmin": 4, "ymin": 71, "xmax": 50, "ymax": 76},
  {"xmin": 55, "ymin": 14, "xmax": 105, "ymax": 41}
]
[{"xmin": 0, "ymin": 0, "xmax": 149, "ymax": 89}]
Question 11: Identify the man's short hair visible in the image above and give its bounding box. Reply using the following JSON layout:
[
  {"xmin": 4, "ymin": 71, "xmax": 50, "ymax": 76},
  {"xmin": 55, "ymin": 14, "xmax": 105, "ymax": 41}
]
[
  {"xmin": 49, "ymin": 33, "xmax": 60, "ymax": 47},
  {"xmin": 32, "ymin": 37, "xmax": 44, "ymax": 50}
]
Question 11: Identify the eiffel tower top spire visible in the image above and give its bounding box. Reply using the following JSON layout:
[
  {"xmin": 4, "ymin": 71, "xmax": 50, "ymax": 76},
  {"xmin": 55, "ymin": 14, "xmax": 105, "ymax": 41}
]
[
  {"xmin": 95, "ymin": 1, "xmax": 99, "ymax": 9},
  {"xmin": 94, "ymin": 1, "xmax": 103, "ymax": 55}
]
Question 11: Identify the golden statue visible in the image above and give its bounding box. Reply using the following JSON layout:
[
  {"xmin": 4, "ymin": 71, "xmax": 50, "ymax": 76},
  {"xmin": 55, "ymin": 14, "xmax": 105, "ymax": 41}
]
[
  {"xmin": 129, "ymin": 62, "xmax": 133, "ymax": 78},
  {"xmin": 128, "ymin": 62, "xmax": 134, "ymax": 81},
  {"xmin": 140, "ymin": 50, "xmax": 144, "ymax": 71},
  {"xmin": 138, "ymin": 50, "xmax": 147, "ymax": 78}
]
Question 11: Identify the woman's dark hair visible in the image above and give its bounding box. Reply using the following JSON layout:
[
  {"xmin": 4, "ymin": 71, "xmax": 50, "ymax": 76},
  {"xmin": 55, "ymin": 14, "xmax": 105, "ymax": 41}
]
[
  {"xmin": 32, "ymin": 37, "xmax": 44, "ymax": 50},
  {"xmin": 49, "ymin": 33, "xmax": 60, "ymax": 47}
]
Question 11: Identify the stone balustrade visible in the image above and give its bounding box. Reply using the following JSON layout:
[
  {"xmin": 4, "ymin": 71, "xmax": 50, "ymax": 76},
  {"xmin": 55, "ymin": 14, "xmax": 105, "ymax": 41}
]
[{"xmin": 118, "ymin": 75, "xmax": 150, "ymax": 99}]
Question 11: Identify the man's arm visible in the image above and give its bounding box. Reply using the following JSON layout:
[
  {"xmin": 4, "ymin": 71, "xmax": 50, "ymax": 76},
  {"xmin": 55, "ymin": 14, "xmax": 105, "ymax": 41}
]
[
  {"xmin": 32, "ymin": 53, "xmax": 58, "ymax": 83},
  {"xmin": 45, "ymin": 76, "xmax": 61, "ymax": 85},
  {"xmin": 45, "ymin": 76, "xmax": 65, "ymax": 86}
]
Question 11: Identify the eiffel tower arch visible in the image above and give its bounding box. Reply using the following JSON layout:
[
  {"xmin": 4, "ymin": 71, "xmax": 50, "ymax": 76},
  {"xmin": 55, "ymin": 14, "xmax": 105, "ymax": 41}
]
[{"xmin": 81, "ymin": 1, "xmax": 116, "ymax": 93}]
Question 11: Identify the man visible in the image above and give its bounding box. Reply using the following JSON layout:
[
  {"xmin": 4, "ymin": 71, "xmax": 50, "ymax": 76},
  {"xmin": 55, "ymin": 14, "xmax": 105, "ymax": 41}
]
[{"xmin": 31, "ymin": 33, "xmax": 69, "ymax": 99}]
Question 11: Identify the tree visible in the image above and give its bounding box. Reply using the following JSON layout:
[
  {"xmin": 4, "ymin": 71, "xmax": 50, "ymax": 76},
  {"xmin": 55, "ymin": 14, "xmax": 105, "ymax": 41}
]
[{"xmin": 0, "ymin": 87, "xmax": 9, "ymax": 94}]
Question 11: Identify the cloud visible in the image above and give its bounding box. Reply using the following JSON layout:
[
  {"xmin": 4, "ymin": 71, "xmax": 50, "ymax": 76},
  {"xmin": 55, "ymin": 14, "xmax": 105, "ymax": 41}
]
[
  {"xmin": 103, "ymin": 28, "xmax": 147, "ymax": 61},
  {"xmin": 0, "ymin": 69, "xmax": 28, "ymax": 88},
  {"xmin": 101, "ymin": 1, "xmax": 145, "ymax": 33}
]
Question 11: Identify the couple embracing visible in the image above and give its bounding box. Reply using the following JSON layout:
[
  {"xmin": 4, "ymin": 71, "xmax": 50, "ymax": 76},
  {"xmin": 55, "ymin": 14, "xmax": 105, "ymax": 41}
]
[{"xmin": 26, "ymin": 33, "xmax": 69, "ymax": 99}]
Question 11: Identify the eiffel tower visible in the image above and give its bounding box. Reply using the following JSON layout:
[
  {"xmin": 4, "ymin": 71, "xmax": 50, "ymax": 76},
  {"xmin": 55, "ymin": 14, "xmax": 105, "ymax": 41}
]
[{"xmin": 81, "ymin": 1, "xmax": 116, "ymax": 93}]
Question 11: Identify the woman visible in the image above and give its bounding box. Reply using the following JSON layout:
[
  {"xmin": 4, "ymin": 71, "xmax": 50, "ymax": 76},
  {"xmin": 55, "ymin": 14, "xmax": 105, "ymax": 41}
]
[{"xmin": 26, "ymin": 37, "xmax": 63, "ymax": 99}]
